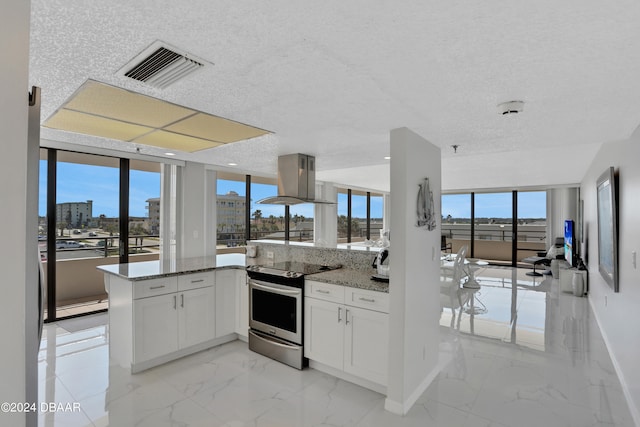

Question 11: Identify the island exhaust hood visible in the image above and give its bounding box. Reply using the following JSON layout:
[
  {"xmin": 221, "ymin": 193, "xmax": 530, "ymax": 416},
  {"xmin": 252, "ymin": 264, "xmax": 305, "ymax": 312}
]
[{"xmin": 257, "ymin": 154, "xmax": 335, "ymax": 205}]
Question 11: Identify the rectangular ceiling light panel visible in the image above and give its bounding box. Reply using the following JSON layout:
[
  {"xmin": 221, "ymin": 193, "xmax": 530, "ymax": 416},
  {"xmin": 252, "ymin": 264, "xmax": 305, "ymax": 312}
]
[
  {"xmin": 166, "ymin": 113, "xmax": 271, "ymax": 143},
  {"xmin": 134, "ymin": 130, "xmax": 223, "ymax": 152},
  {"xmin": 44, "ymin": 78, "xmax": 272, "ymax": 154},
  {"xmin": 65, "ymin": 80, "xmax": 195, "ymax": 128},
  {"xmin": 44, "ymin": 109, "xmax": 153, "ymax": 141}
]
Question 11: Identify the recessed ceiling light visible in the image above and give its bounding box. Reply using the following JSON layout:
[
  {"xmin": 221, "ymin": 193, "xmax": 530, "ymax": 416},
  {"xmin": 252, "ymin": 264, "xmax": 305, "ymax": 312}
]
[
  {"xmin": 384, "ymin": 156, "xmax": 391, "ymax": 160},
  {"xmin": 164, "ymin": 152, "xmax": 176, "ymax": 156},
  {"xmin": 228, "ymin": 162, "xmax": 238, "ymax": 166}
]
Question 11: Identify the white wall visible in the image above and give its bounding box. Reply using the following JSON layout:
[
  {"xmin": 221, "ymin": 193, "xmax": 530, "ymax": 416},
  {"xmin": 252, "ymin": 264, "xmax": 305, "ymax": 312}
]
[
  {"xmin": 547, "ymin": 187, "xmax": 578, "ymax": 247},
  {"xmin": 581, "ymin": 131, "xmax": 640, "ymax": 425},
  {"xmin": 385, "ymin": 128, "xmax": 442, "ymax": 414},
  {"xmin": 0, "ymin": 1, "xmax": 30, "ymax": 426}
]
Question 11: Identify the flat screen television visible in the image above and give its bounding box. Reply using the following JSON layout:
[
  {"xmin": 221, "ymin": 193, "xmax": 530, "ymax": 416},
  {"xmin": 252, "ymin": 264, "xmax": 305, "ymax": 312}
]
[{"xmin": 564, "ymin": 219, "xmax": 575, "ymax": 267}]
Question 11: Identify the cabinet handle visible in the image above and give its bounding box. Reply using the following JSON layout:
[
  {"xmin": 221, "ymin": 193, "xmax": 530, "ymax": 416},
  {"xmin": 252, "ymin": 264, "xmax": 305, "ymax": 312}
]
[
  {"xmin": 338, "ymin": 307, "xmax": 342, "ymax": 323},
  {"xmin": 149, "ymin": 285, "xmax": 165, "ymax": 290},
  {"xmin": 359, "ymin": 297, "xmax": 376, "ymax": 303},
  {"xmin": 345, "ymin": 309, "xmax": 350, "ymax": 325},
  {"xmin": 181, "ymin": 294, "xmax": 184, "ymax": 308},
  {"xmin": 173, "ymin": 295, "xmax": 177, "ymax": 310},
  {"xmin": 190, "ymin": 279, "xmax": 204, "ymax": 284},
  {"xmin": 316, "ymin": 289, "xmax": 330, "ymax": 294}
]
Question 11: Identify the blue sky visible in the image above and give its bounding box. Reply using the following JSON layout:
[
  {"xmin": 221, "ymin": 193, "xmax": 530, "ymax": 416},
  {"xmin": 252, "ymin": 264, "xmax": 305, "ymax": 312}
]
[
  {"xmin": 441, "ymin": 191, "xmax": 546, "ymax": 219},
  {"xmin": 39, "ymin": 162, "xmax": 160, "ymax": 218},
  {"xmin": 41, "ymin": 162, "xmax": 545, "ymax": 219}
]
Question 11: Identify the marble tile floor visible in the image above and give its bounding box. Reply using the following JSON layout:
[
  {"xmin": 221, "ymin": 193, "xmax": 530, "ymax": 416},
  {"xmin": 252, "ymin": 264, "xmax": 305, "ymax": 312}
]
[{"xmin": 38, "ymin": 267, "xmax": 636, "ymax": 427}]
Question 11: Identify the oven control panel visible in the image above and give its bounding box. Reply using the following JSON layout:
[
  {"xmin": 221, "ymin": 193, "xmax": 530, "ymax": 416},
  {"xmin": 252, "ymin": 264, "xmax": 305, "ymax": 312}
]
[{"xmin": 247, "ymin": 265, "xmax": 302, "ymax": 278}]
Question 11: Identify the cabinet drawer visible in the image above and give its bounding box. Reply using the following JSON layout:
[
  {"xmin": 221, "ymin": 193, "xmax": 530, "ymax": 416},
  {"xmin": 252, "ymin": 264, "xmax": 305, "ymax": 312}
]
[
  {"xmin": 178, "ymin": 271, "xmax": 215, "ymax": 291},
  {"xmin": 305, "ymin": 281, "xmax": 345, "ymax": 303},
  {"xmin": 133, "ymin": 276, "xmax": 178, "ymax": 300},
  {"xmin": 345, "ymin": 288, "xmax": 389, "ymax": 313}
]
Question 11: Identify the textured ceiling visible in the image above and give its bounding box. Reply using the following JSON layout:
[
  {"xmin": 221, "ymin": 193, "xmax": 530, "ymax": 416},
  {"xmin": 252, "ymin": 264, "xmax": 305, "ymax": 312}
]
[{"xmin": 29, "ymin": 0, "xmax": 640, "ymax": 192}]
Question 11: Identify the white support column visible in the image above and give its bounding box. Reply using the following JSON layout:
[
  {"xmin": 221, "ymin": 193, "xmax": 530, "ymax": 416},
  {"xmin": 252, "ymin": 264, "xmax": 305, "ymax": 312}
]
[
  {"xmin": 385, "ymin": 128, "xmax": 442, "ymax": 415},
  {"xmin": 178, "ymin": 162, "xmax": 216, "ymax": 259},
  {"xmin": 204, "ymin": 169, "xmax": 217, "ymax": 258},
  {"xmin": 160, "ymin": 164, "xmax": 179, "ymax": 262},
  {"xmin": 313, "ymin": 181, "xmax": 338, "ymax": 246}
]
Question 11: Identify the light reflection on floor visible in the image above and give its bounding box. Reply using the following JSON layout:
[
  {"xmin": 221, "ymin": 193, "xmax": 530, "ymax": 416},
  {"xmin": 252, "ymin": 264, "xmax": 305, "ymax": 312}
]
[{"xmin": 441, "ymin": 266, "xmax": 559, "ymax": 351}]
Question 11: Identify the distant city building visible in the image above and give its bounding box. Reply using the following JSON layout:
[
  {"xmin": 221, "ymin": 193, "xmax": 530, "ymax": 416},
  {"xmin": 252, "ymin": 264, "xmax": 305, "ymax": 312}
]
[
  {"xmin": 146, "ymin": 198, "xmax": 160, "ymax": 235},
  {"xmin": 217, "ymin": 191, "xmax": 246, "ymax": 233},
  {"xmin": 56, "ymin": 200, "xmax": 93, "ymax": 228}
]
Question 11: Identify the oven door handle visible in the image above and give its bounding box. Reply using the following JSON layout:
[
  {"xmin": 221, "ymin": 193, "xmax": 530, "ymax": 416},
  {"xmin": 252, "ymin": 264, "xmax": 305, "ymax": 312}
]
[
  {"xmin": 249, "ymin": 330, "xmax": 300, "ymax": 349},
  {"xmin": 250, "ymin": 281, "xmax": 301, "ymax": 296}
]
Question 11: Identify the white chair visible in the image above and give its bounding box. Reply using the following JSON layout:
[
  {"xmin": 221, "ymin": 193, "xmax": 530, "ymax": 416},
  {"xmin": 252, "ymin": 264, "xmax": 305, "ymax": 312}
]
[{"xmin": 440, "ymin": 245, "xmax": 471, "ymax": 328}]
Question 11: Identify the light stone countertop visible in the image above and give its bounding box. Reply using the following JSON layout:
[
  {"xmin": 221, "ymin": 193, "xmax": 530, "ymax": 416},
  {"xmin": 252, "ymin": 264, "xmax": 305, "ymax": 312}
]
[
  {"xmin": 306, "ymin": 268, "xmax": 389, "ymax": 293},
  {"xmin": 97, "ymin": 253, "xmax": 246, "ymax": 281}
]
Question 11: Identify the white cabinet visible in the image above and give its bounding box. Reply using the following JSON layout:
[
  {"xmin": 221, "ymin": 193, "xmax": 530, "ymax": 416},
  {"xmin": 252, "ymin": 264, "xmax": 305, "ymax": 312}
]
[
  {"xmin": 130, "ymin": 272, "xmax": 217, "ymax": 369},
  {"xmin": 304, "ymin": 297, "xmax": 344, "ymax": 370},
  {"xmin": 134, "ymin": 292, "xmax": 179, "ymax": 362},
  {"xmin": 215, "ymin": 269, "xmax": 237, "ymax": 337},
  {"xmin": 343, "ymin": 305, "xmax": 388, "ymax": 384},
  {"xmin": 133, "ymin": 284, "xmax": 215, "ymax": 362},
  {"xmin": 235, "ymin": 271, "xmax": 248, "ymax": 338},
  {"xmin": 304, "ymin": 281, "xmax": 389, "ymax": 386},
  {"xmin": 179, "ymin": 286, "xmax": 216, "ymax": 348}
]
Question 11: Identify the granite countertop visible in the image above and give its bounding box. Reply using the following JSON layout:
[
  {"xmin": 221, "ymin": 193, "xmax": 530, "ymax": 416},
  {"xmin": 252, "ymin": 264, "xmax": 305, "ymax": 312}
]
[
  {"xmin": 249, "ymin": 239, "xmax": 385, "ymax": 253},
  {"xmin": 306, "ymin": 268, "xmax": 389, "ymax": 293},
  {"xmin": 97, "ymin": 253, "xmax": 246, "ymax": 281}
]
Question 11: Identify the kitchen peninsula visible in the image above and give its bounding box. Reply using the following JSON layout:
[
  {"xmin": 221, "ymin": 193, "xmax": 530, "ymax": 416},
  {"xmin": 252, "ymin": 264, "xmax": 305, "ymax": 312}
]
[
  {"xmin": 99, "ymin": 254, "xmax": 248, "ymax": 373},
  {"xmin": 99, "ymin": 241, "xmax": 390, "ymax": 393}
]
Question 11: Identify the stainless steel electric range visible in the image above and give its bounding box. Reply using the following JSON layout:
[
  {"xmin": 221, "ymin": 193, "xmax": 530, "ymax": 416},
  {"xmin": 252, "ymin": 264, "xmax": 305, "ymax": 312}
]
[{"xmin": 246, "ymin": 262, "xmax": 340, "ymax": 369}]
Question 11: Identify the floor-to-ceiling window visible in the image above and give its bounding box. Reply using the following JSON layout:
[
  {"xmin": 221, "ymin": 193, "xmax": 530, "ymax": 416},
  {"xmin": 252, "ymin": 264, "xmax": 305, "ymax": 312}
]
[
  {"xmin": 216, "ymin": 172, "xmax": 248, "ymax": 250},
  {"xmin": 442, "ymin": 190, "xmax": 547, "ymax": 265},
  {"xmin": 474, "ymin": 192, "xmax": 513, "ymax": 264},
  {"xmin": 337, "ymin": 188, "xmax": 385, "ymax": 244},
  {"xmin": 370, "ymin": 192, "xmax": 384, "ymax": 240},
  {"xmin": 441, "ymin": 193, "xmax": 472, "ymax": 255},
  {"xmin": 52, "ymin": 151, "xmax": 120, "ymax": 319},
  {"xmin": 289, "ymin": 202, "xmax": 314, "ymax": 242},
  {"xmin": 337, "ymin": 189, "xmax": 350, "ymax": 243},
  {"xmin": 40, "ymin": 149, "xmax": 165, "ymax": 321},
  {"xmin": 516, "ymin": 190, "xmax": 547, "ymax": 262},
  {"xmin": 249, "ymin": 177, "xmax": 285, "ymax": 241},
  {"xmin": 129, "ymin": 160, "xmax": 161, "ymax": 256}
]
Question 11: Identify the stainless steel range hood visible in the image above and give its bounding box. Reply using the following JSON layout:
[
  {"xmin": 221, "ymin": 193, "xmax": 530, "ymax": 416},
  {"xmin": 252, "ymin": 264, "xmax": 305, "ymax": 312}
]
[{"xmin": 257, "ymin": 154, "xmax": 335, "ymax": 205}]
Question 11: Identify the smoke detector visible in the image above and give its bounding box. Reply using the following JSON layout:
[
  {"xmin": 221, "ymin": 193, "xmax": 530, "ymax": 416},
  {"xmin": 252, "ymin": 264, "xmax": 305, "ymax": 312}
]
[{"xmin": 497, "ymin": 100, "xmax": 524, "ymax": 115}]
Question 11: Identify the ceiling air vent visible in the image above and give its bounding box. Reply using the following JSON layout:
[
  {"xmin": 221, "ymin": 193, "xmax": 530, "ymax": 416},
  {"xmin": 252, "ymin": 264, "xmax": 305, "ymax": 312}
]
[{"xmin": 120, "ymin": 41, "xmax": 206, "ymax": 89}]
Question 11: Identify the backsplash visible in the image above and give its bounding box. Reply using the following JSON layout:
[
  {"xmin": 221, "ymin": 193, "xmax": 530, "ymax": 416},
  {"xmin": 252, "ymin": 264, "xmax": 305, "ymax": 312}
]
[{"xmin": 247, "ymin": 241, "xmax": 381, "ymax": 272}]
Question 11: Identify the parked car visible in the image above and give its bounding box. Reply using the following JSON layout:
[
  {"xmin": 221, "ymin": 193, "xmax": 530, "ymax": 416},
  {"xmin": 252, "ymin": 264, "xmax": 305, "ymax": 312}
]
[{"xmin": 55, "ymin": 240, "xmax": 84, "ymax": 249}]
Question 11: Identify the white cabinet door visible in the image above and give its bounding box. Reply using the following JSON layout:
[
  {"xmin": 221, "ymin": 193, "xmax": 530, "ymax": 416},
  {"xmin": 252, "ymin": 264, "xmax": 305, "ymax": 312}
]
[
  {"xmin": 344, "ymin": 306, "xmax": 389, "ymax": 385},
  {"xmin": 134, "ymin": 293, "xmax": 179, "ymax": 363},
  {"xmin": 178, "ymin": 286, "xmax": 216, "ymax": 349},
  {"xmin": 235, "ymin": 271, "xmax": 248, "ymax": 338},
  {"xmin": 215, "ymin": 270, "xmax": 237, "ymax": 337},
  {"xmin": 304, "ymin": 297, "xmax": 343, "ymax": 370}
]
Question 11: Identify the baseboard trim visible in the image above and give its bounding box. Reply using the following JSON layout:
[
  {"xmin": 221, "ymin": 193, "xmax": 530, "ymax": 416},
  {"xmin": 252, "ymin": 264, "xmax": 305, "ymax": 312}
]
[
  {"xmin": 384, "ymin": 363, "xmax": 441, "ymax": 415},
  {"xmin": 589, "ymin": 297, "xmax": 640, "ymax": 427}
]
